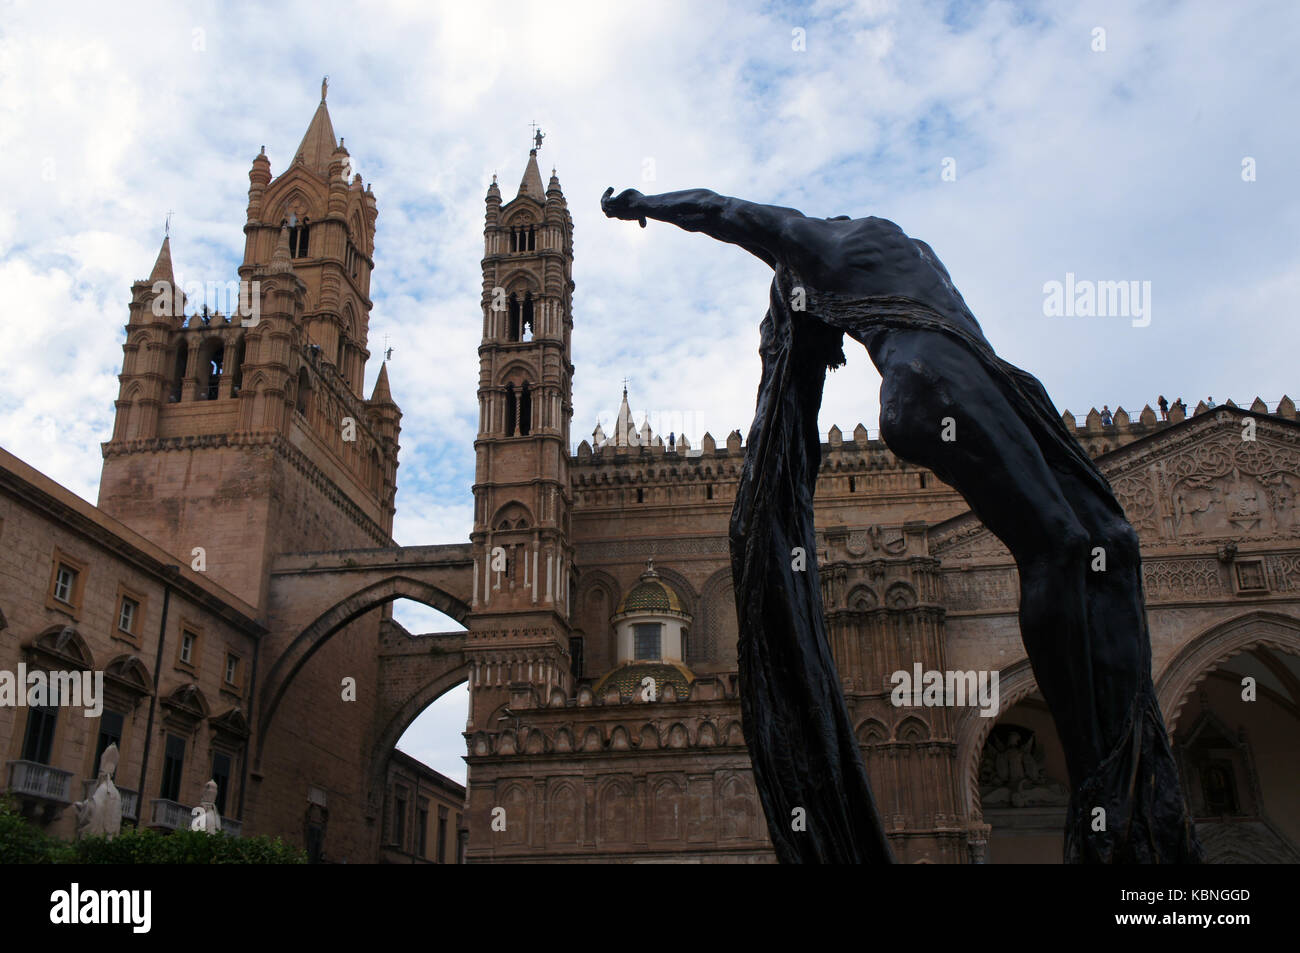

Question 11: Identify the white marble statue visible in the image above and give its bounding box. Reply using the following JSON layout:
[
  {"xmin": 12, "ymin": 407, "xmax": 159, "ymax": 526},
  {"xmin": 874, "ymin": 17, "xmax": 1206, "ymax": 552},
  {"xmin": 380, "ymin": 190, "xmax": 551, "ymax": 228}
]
[
  {"xmin": 74, "ymin": 742, "xmax": 123, "ymax": 839},
  {"xmin": 192, "ymin": 778, "xmax": 222, "ymax": 834}
]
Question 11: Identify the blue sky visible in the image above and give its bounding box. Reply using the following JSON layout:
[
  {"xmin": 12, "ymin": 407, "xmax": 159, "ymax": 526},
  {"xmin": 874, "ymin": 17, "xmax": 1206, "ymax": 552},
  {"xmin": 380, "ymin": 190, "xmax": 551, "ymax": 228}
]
[{"xmin": 2, "ymin": 0, "xmax": 1297, "ymax": 782}]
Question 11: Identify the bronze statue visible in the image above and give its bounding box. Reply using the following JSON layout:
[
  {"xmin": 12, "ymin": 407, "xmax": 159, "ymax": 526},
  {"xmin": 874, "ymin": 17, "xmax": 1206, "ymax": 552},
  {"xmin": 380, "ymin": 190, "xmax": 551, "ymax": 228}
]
[{"xmin": 602, "ymin": 186, "xmax": 1203, "ymax": 864}]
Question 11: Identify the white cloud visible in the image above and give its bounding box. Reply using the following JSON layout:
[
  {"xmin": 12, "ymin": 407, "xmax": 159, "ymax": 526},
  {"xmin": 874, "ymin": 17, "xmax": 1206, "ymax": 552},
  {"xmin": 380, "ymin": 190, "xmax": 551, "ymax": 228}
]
[{"xmin": 2, "ymin": 0, "xmax": 1298, "ymax": 766}]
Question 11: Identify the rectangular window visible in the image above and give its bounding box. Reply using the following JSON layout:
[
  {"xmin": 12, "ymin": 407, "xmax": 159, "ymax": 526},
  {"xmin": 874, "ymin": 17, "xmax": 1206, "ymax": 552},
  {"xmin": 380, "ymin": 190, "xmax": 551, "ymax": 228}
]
[
  {"xmin": 160, "ymin": 734, "xmax": 185, "ymax": 801},
  {"xmin": 180, "ymin": 631, "xmax": 196, "ymax": 665},
  {"xmin": 47, "ymin": 550, "xmax": 88, "ymax": 616},
  {"xmin": 94, "ymin": 710, "xmax": 125, "ymax": 776},
  {"xmin": 437, "ymin": 807, "xmax": 448, "ymax": 863},
  {"xmin": 569, "ymin": 636, "xmax": 584, "ymax": 679},
  {"xmin": 53, "ymin": 565, "xmax": 77, "ymax": 604},
  {"xmin": 118, "ymin": 596, "xmax": 139, "ymax": 634},
  {"xmin": 22, "ymin": 705, "xmax": 58, "ymax": 764},
  {"xmin": 211, "ymin": 752, "xmax": 231, "ymax": 815},
  {"xmin": 394, "ymin": 790, "xmax": 407, "ymax": 849},
  {"xmin": 634, "ymin": 623, "xmax": 662, "ymax": 660},
  {"xmin": 417, "ymin": 799, "xmax": 429, "ymax": 858},
  {"xmin": 224, "ymin": 654, "xmax": 239, "ymax": 686}
]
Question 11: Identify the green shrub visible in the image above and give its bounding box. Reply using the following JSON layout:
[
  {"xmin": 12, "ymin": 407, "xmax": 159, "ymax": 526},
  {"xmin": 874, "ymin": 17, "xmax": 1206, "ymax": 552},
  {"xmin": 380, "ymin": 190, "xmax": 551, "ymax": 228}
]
[
  {"xmin": 0, "ymin": 797, "xmax": 306, "ymax": 864},
  {"xmin": 0, "ymin": 797, "xmax": 75, "ymax": 864},
  {"xmin": 74, "ymin": 827, "xmax": 307, "ymax": 864}
]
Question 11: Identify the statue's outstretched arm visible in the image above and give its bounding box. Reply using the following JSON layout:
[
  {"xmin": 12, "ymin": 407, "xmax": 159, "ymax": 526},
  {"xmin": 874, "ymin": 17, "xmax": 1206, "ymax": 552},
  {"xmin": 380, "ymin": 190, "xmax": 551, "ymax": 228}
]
[{"xmin": 601, "ymin": 187, "xmax": 807, "ymax": 267}]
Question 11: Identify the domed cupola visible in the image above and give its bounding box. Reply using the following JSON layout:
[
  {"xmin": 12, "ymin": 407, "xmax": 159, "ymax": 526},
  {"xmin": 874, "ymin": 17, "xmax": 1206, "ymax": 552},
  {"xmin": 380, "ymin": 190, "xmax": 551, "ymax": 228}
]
[{"xmin": 594, "ymin": 560, "xmax": 695, "ymax": 700}]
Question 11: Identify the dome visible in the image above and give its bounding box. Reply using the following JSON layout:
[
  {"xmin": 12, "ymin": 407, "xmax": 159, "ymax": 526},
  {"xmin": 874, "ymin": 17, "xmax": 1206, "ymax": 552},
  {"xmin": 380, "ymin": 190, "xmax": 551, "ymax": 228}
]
[
  {"xmin": 593, "ymin": 660, "xmax": 694, "ymax": 700},
  {"xmin": 615, "ymin": 561, "xmax": 684, "ymax": 615}
]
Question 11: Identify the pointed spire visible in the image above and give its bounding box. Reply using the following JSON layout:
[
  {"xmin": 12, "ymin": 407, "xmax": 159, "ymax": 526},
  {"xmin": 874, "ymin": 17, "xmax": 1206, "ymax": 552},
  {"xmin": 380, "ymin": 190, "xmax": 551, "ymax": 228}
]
[
  {"xmin": 615, "ymin": 383, "xmax": 635, "ymax": 446},
  {"xmin": 370, "ymin": 361, "xmax": 394, "ymax": 404},
  {"xmin": 518, "ymin": 149, "xmax": 545, "ymax": 200},
  {"xmin": 294, "ymin": 91, "xmax": 338, "ymax": 176},
  {"xmin": 149, "ymin": 235, "xmax": 174, "ymax": 283}
]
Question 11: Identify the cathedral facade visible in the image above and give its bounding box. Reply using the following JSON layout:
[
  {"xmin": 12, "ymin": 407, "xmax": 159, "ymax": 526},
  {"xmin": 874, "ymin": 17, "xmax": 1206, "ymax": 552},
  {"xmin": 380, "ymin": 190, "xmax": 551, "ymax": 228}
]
[{"xmin": 2, "ymin": 93, "xmax": 1297, "ymax": 863}]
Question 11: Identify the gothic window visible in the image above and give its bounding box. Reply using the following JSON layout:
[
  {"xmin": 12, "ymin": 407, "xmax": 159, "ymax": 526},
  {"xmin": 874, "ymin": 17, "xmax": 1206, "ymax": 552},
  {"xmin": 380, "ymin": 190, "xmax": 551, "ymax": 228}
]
[
  {"xmin": 284, "ymin": 216, "xmax": 311, "ymax": 258},
  {"xmin": 296, "ymin": 368, "xmax": 312, "ymax": 417},
  {"xmin": 230, "ymin": 339, "xmax": 245, "ymax": 397},
  {"xmin": 569, "ymin": 636, "xmax": 585, "ymax": 679},
  {"xmin": 169, "ymin": 346, "xmax": 188, "ymax": 402},
  {"xmin": 519, "ymin": 381, "xmax": 532, "ymax": 436},
  {"xmin": 508, "ymin": 294, "xmax": 521, "ymax": 341},
  {"xmin": 202, "ymin": 343, "xmax": 224, "ymax": 400},
  {"xmin": 522, "ymin": 293, "xmax": 534, "ymax": 340},
  {"xmin": 370, "ymin": 449, "xmax": 382, "ymax": 493},
  {"xmin": 504, "ymin": 383, "xmax": 516, "ymax": 435},
  {"xmin": 634, "ymin": 623, "xmax": 662, "ymax": 660}
]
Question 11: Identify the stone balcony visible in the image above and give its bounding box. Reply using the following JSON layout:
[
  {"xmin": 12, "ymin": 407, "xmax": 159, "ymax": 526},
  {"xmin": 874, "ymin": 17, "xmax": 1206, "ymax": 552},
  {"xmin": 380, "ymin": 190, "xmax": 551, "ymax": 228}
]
[
  {"xmin": 80, "ymin": 779, "xmax": 140, "ymax": 821},
  {"xmin": 6, "ymin": 759, "xmax": 73, "ymax": 803},
  {"xmin": 148, "ymin": 797, "xmax": 190, "ymax": 831},
  {"xmin": 6, "ymin": 760, "xmax": 74, "ymax": 824},
  {"xmin": 221, "ymin": 817, "xmax": 242, "ymax": 837}
]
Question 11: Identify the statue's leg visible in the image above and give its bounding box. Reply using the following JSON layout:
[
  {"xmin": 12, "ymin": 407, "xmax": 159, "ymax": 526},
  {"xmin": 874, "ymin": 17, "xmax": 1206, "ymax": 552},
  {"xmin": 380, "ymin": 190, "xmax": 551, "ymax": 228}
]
[
  {"xmin": 870, "ymin": 329, "xmax": 1105, "ymax": 780},
  {"xmin": 1051, "ymin": 469, "xmax": 1203, "ymax": 861}
]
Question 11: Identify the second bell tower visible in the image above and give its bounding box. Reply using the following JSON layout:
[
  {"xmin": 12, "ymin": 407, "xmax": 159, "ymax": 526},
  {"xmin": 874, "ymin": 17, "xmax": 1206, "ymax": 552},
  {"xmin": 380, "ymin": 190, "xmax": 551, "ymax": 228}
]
[{"xmin": 467, "ymin": 143, "xmax": 576, "ymax": 729}]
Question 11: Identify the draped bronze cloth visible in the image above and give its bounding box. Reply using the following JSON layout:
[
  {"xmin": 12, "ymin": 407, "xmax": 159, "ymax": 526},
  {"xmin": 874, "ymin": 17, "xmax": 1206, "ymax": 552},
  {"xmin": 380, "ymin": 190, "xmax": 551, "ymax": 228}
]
[{"xmin": 731, "ymin": 264, "xmax": 1203, "ymax": 863}]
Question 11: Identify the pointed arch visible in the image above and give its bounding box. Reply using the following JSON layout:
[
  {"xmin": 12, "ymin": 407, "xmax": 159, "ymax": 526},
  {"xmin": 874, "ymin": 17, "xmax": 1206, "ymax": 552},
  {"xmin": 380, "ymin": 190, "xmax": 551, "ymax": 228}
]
[{"xmin": 1156, "ymin": 610, "xmax": 1300, "ymax": 734}]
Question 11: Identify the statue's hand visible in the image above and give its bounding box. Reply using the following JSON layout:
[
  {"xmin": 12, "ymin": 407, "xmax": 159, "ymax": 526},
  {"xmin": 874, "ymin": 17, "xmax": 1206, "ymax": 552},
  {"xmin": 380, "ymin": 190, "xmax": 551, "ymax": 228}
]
[{"xmin": 601, "ymin": 187, "xmax": 647, "ymax": 227}]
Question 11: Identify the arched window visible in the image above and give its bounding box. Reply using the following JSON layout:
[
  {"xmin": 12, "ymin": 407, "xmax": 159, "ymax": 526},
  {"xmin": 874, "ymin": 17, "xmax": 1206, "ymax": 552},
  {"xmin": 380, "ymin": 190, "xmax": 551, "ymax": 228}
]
[
  {"xmin": 296, "ymin": 367, "xmax": 313, "ymax": 417},
  {"xmin": 522, "ymin": 293, "xmax": 534, "ymax": 341},
  {"xmin": 507, "ymin": 294, "xmax": 521, "ymax": 341},
  {"xmin": 504, "ymin": 383, "xmax": 516, "ymax": 436},
  {"xmin": 230, "ymin": 339, "xmax": 245, "ymax": 397},
  {"xmin": 169, "ymin": 346, "xmax": 188, "ymax": 403},
  {"xmin": 519, "ymin": 381, "xmax": 532, "ymax": 436},
  {"xmin": 287, "ymin": 215, "xmax": 311, "ymax": 258},
  {"xmin": 201, "ymin": 342, "xmax": 224, "ymax": 400},
  {"xmin": 370, "ymin": 448, "xmax": 382, "ymax": 493}
]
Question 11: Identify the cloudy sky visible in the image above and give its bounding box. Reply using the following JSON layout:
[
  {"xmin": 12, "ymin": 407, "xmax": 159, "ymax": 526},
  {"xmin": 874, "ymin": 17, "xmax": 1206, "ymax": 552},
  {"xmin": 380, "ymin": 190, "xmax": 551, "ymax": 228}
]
[{"xmin": 2, "ymin": 0, "xmax": 1296, "ymax": 782}]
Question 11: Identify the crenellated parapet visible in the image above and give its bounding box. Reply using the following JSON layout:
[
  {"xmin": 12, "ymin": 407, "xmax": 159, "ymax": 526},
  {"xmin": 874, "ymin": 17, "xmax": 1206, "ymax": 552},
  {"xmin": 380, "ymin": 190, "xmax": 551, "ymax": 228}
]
[{"xmin": 1061, "ymin": 396, "xmax": 1297, "ymax": 457}]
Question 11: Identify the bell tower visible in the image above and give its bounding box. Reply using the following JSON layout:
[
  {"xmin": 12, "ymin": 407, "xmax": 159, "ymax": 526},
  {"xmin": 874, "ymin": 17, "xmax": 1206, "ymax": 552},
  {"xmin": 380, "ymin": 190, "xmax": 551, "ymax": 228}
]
[
  {"xmin": 467, "ymin": 140, "xmax": 576, "ymax": 731},
  {"xmin": 98, "ymin": 83, "xmax": 399, "ymax": 609}
]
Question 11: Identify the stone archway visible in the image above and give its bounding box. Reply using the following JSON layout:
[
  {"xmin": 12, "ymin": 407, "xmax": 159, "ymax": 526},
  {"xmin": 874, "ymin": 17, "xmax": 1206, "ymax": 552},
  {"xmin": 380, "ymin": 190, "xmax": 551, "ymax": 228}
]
[
  {"xmin": 1155, "ymin": 610, "xmax": 1300, "ymax": 734},
  {"xmin": 364, "ymin": 664, "xmax": 470, "ymax": 823},
  {"xmin": 954, "ymin": 658, "xmax": 1040, "ymax": 824},
  {"xmin": 255, "ymin": 574, "xmax": 471, "ymax": 764}
]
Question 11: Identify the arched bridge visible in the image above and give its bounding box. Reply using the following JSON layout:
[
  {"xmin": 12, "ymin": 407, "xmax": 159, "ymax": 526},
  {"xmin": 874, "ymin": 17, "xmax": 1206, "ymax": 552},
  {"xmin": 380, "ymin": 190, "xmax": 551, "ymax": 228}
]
[{"xmin": 256, "ymin": 543, "xmax": 475, "ymax": 763}]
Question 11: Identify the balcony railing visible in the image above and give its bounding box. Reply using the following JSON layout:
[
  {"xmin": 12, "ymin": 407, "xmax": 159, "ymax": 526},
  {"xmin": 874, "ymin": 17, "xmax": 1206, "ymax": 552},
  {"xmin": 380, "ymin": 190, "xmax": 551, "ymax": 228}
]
[
  {"xmin": 6, "ymin": 760, "xmax": 73, "ymax": 803},
  {"xmin": 220, "ymin": 817, "xmax": 242, "ymax": 837},
  {"xmin": 148, "ymin": 798, "xmax": 190, "ymax": 831},
  {"xmin": 80, "ymin": 779, "xmax": 140, "ymax": 821}
]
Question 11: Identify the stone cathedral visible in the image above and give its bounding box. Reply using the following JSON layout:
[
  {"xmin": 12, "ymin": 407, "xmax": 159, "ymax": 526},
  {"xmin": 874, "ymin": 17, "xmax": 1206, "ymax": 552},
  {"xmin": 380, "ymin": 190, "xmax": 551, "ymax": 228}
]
[{"xmin": 1, "ymin": 91, "xmax": 1298, "ymax": 864}]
